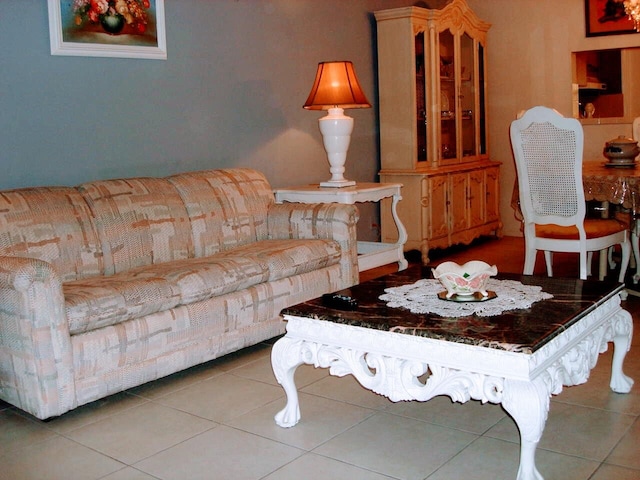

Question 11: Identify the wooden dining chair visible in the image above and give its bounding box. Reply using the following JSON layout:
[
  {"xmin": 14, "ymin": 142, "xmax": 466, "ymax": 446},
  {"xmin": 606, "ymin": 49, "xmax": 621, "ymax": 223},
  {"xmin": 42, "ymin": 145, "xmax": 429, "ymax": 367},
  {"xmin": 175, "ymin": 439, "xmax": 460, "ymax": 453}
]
[{"xmin": 510, "ymin": 106, "xmax": 630, "ymax": 282}]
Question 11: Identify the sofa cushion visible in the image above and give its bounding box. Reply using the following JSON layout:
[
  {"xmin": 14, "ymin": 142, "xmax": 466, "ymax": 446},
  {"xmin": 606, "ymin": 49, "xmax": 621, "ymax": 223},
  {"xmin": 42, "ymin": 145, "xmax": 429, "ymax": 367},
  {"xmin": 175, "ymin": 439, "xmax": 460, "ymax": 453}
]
[
  {"xmin": 77, "ymin": 177, "xmax": 194, "ymax": 276},
  {"xmin": 168, "ymin": 168, "xmax": 274, "ymax": 257},
  {"xmin": 64, "ymin": 256, "xmax": 269, "ymax": 334},
  {"xmin": 0, "ymin": 187, "xmax": 103, "ymax": 282},
  {"xmin": 64, "ymin": 238, "xmax": 340, "ymax": 335},
  {"xmin": 228, "ymin": 239, "xmax": 342, "ymax": 281}
]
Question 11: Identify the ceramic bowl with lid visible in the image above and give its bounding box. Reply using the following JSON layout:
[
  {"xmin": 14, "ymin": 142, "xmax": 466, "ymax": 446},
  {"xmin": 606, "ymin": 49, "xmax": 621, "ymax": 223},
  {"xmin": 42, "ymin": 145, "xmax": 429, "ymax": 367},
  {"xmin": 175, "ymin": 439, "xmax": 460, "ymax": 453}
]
[{"xmin": 603, "ymin": 135, "xmax": 640, "ymax": 165}]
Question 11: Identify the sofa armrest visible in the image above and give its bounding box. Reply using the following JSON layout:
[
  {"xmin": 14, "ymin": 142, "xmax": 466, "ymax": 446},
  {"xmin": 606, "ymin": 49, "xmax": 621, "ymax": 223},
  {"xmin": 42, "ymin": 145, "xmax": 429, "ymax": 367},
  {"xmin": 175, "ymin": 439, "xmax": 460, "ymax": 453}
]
[
  {"xmin": 0, "ymin": 256, "xmax": 76, "ymax": 419},
  {"xmin": 267, "ymin": 202, "xmax": 360, "ymax": 287}
]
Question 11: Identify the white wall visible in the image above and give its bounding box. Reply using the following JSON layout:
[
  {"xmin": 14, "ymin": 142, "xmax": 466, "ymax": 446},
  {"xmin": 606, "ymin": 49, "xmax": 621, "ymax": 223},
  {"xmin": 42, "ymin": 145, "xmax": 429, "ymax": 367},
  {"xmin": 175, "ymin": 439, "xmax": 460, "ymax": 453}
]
[{"xmin": 469, "ymin": 0, "xmax": 640, "ymax": 236}]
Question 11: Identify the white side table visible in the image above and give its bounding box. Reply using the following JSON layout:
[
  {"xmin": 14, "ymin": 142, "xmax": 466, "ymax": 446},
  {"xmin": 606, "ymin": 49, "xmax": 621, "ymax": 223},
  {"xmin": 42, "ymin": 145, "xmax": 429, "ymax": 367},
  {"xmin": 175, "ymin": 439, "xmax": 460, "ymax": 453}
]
[{"xmin": 273, "ymin": 183, "xmax": 408, "ymax": 272}]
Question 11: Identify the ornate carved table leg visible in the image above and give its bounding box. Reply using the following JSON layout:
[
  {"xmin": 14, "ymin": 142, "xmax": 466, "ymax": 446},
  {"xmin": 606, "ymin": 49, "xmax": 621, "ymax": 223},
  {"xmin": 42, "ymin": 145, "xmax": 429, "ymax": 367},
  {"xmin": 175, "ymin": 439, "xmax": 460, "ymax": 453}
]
[
  {"xmin": 610, "ymin": 309, "xmax": 634, "ymax": 393},
  {"xmin": 502, "ymin": 377, "xmax": 550, "ymax": 480},
  {"xmin": 271, "ymin": 336, "xmax": 305, "ymax": 427},
  {"xmin": 390, "ymin": 192, "xmax": 409, "ymax": 270}
]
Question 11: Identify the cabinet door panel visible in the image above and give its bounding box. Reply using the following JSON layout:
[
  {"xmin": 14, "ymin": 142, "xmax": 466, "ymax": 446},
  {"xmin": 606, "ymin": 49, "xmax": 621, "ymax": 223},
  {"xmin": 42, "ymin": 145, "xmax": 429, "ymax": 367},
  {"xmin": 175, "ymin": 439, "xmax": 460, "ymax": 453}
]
[
  {"xmin": 449, "ymin": 173, "xmax": 468, "ymax": 234},
  {"xmin": 485, "ymin": 166, "xmax": 500, "ymax": 222},
  {"xmin": 468, "ymin": 170, "xmax": 485, "ymax": 228},
  {"xmin": 427, "ymin": 176, "xmax": 449, "ymax": 239}
]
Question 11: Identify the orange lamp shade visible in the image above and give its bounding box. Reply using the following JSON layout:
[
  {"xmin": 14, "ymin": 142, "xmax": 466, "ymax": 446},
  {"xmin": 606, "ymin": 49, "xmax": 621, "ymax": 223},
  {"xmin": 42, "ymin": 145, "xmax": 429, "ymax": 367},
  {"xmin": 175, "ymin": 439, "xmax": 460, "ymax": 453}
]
[{"xmin": 303, "ymin": 61, "xmax": 371, "ymax": 110}]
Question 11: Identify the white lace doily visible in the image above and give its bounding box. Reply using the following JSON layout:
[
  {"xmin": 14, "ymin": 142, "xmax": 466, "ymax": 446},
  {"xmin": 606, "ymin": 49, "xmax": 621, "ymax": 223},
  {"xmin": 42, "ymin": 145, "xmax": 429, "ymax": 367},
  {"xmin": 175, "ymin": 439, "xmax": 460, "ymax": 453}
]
[{"xmin": 379, "ymin": 279, "xmax": 553, "ymax": 318}]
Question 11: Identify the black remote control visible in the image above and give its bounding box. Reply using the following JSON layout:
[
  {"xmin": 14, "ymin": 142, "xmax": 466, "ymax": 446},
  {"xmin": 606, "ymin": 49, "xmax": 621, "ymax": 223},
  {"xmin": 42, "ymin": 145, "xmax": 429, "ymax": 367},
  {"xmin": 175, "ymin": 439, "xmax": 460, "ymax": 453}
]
[{"xmin": 322, "ymin": 292, "xmax": 358, "ymax": 310}]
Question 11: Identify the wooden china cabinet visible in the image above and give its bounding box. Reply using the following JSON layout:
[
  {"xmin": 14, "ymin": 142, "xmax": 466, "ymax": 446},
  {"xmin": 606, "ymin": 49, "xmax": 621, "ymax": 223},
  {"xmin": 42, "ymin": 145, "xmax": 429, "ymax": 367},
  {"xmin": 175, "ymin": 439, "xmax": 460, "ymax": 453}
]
[{"xmin": 375, "ymin": 0, "xmax": 502, "ymax": 264}]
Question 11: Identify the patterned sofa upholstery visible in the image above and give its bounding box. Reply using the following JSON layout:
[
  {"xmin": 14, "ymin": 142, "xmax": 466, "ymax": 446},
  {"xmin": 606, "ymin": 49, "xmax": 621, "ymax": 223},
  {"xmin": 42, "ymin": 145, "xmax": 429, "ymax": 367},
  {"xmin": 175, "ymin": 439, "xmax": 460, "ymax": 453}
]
[{"xmin": 0, "ymin": 168, "xmax": 359, "ymax": 419}]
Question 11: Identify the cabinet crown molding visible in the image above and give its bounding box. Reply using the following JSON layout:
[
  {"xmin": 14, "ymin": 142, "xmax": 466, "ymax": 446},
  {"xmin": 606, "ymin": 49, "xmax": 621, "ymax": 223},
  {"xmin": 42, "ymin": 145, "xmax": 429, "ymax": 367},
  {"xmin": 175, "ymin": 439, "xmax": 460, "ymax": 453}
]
[{"xmin": 374, "ymin": 0, "xmax": 490, "ymax": 44}]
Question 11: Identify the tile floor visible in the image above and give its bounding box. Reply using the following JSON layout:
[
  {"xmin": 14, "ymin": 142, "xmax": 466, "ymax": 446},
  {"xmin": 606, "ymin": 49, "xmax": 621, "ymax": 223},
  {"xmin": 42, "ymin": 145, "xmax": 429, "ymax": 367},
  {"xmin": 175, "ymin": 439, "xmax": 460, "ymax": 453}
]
[{"xmin": 1, "ymin": 237, "xmax": 639, "ymax": 480}]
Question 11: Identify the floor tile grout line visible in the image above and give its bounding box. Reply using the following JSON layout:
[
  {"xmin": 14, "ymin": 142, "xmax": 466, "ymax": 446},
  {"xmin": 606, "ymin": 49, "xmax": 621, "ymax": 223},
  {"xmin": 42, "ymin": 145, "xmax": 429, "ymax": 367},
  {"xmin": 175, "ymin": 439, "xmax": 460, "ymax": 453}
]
[
  {"xmin": 598, "ymin": 415, "xmax": 640, "ymax": 470},
  {"xmin": 298, "ymin": 450, "xmax": 408, "ymax": 480},
  {"xmin": 95, "ymin": 465, "xmax": 163, "ymax": 480},
  {"xmin": 53, "ymin": 406, "xmax": 221, "ymax": 470},
  {"xmin": 377, "ymin": 403, "xmax": 510, "ymax": 438},
  {"xmin": 422, "ymin": 435, "xmax": 489, "ymax": 480},
  {"xmin": 550, "ymin": 395, "xmax": 640, "ymax": 415},
  {"xmin": 122, "ymin": 423, "xmax": 221, "ymax": 470}
]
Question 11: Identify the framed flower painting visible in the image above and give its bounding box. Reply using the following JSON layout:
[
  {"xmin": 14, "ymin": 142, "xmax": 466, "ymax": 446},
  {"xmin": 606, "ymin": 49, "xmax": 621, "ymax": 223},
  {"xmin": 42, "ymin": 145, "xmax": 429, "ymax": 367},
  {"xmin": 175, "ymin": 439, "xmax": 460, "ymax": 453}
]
[{"xmin": 48, "ymin": 0, "xmax": 167, "ymax": 59}]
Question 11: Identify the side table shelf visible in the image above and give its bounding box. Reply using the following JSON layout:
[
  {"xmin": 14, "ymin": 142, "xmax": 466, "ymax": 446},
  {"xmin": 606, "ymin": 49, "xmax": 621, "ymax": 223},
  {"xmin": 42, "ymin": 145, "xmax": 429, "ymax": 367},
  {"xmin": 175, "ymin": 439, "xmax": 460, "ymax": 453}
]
[{"xmin": 273, "ymin": 183, "xmax": 408, "ymax": 273}]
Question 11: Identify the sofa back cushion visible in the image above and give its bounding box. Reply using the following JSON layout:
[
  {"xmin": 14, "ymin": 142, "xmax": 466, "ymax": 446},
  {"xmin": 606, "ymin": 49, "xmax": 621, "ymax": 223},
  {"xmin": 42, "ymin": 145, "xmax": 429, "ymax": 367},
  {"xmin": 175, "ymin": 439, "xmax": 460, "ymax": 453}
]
[
  {"xmin": 77, "ymin": 177, "xmax": 194, "ymax": 275},
  {"xmin": 0, "ymin": 187, "xmax": 103, "ymax": 282},
  {"xmin": 168, "ymin": 168, "xmax": 274, "ymax": 257}
]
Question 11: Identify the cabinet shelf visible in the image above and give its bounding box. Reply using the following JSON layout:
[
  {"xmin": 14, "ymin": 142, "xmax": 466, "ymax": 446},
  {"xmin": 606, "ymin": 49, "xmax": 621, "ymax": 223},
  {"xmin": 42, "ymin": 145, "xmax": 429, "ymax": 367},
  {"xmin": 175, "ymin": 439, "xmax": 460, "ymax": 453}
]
[
  {"xmin": 441, "ymin": 76, "xmax": 472, "ymax": 82},
  {"xmin": 441, "ymin": 115, "xmax": 473, "ymax": 121}
]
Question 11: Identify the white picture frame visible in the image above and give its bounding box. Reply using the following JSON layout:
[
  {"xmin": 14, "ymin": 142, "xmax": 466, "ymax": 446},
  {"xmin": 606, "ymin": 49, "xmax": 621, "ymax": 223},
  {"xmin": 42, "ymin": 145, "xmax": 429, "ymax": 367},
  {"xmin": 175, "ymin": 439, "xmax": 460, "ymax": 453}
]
[{"xmin": 47, "ymin": 0, "xmax": 167, "ymax": 60}]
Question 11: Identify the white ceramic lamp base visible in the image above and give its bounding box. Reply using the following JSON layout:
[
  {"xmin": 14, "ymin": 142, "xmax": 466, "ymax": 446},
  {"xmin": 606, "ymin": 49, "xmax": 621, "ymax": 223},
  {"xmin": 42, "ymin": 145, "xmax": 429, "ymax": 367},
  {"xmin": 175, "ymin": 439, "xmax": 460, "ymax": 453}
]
[{"xmin": 318, "ymin": 107, "xmax": 355, "ymax": 188}]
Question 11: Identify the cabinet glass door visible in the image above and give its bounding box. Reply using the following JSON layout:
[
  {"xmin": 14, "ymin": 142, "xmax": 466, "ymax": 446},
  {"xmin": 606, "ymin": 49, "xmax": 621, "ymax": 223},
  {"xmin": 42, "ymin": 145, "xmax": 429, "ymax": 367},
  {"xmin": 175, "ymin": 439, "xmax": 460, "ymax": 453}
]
[
  {"xmin": 439, "ymin": 30, "xmax": 456, "ymax": 161},
  {"xmin": 460, "ymin": 32, "xmax": 476, "ymax": 158},
  {"xmin": 438, "ymin": 29, "xmax": 487, "ymax": 163},
  {"xmin": 478, "ymin": 43, "xmax": 486, "ymax": 155},
  {"xmin": 415, "ymin": 32, "xmax": 427, "ymax": 162}
]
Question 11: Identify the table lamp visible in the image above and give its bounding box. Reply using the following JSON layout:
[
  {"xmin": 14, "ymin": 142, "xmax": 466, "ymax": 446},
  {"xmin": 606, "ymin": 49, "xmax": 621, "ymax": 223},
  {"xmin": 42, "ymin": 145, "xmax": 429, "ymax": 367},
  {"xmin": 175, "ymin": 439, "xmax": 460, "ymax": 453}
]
[{"xmin": 303, "ymin": 61, "xmax": 371, "ymax": 187}]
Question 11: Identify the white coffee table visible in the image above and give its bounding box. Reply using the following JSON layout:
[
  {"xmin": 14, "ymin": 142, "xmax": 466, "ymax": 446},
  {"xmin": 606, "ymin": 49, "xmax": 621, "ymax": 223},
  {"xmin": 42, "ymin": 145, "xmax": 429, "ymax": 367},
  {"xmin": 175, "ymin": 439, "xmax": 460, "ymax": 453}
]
[{"xmin": 271, "ymin": 268, "xmax": 634, "ymax": 480}]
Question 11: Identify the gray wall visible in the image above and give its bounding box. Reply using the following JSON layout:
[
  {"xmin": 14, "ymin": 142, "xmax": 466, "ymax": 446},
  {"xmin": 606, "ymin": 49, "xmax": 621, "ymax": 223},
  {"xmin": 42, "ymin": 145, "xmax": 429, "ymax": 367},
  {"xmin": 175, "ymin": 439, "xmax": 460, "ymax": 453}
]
[{"xmin": 1, "ymin": 0, "xmax": 413, "ymax": 192}]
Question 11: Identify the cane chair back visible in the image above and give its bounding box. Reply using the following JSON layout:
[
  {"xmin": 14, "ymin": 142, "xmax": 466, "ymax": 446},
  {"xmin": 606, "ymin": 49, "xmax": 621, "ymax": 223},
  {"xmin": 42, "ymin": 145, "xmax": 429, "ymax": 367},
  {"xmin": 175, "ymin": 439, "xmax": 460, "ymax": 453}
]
[{"xmin": 510, "ymin": 106, "xmax": 630, "ymax": 282}]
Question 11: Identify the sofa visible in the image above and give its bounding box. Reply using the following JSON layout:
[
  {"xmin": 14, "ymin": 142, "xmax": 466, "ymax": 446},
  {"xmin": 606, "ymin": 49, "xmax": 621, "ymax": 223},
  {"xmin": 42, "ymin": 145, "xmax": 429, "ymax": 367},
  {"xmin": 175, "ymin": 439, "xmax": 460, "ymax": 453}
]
[{"xmin": 0, "ymin": 168, "xmax": 359, "ymax": 419}]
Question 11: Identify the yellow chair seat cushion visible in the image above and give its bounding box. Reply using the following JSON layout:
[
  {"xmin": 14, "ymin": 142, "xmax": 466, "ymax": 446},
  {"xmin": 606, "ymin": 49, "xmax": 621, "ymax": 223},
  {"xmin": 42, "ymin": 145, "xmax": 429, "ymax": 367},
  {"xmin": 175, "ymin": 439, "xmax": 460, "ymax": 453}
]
[{"xmin": 535, "ymin": 218, "xmax": 628, "ymax": 240}]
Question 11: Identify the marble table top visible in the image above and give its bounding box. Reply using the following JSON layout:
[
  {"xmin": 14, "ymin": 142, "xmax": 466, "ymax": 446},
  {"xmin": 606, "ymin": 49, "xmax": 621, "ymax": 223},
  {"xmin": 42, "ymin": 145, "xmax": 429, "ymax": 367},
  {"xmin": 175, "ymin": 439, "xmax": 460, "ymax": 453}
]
[{"xmin": 281, "ymin": 265, "xmax": 624, "ymax": 353}]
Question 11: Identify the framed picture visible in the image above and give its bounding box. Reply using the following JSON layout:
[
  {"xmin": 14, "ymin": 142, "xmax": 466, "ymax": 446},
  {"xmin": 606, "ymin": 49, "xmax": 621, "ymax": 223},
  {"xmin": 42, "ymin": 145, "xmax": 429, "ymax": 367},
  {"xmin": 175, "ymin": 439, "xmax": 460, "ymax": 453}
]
[
  {"xmin": 585, "ymin": 0, "xmax": 637, "ymax": 36},
  {"xmin": 48, "ymin": 0, "xmax": 167, "ymax": 59}
]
